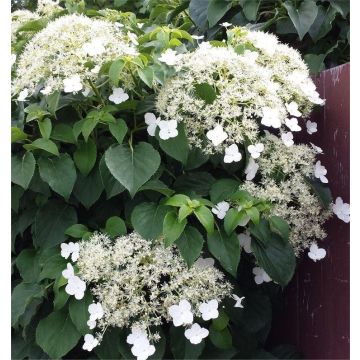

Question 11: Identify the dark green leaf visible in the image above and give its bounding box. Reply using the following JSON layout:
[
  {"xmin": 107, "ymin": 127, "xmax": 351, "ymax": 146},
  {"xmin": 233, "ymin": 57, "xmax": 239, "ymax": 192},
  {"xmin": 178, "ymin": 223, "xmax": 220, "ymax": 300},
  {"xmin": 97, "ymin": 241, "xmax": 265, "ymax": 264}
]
[
  {"xmin": 305, "ymin": 176, "xmax": 333, "ymax": 208},
  {"xmin": 185, "ymin": 148, "xmax": 209, "ymax": 170},
  {"xmin": 269, "ymin": 216, "xmax": 289, "ymax": 241},
  {"xmin": 139, "ymin": 179, "xmax": 175, "ymax": 197},
  {"xmin": 11, "ymin": 152, "xmax": 36, "ymax": 190},
  {"xmin": 65, "ymin": 224, "xmax": 89, "ymax": 238},
  {"xmin": 38, "ymin": 118, "xmax": 52, "ymax": 139},
  {"xmin": 239, "ymin": 0, "xmax": 261, "ymax": 21},
  {"xmin": 138, "ymin": 67, "xmax": 154, "ymax": 87},
  {"xmin": 15, "ymin": 249, "xmax": 41, "ymax": 283},
  {"xmin": 74, "ymin": 139, "xmax": 97, "ymax": 177},
  {"xmin": 194, "ymin": 83, "xmax": 217, "ymax": 104},
  {"xmin": 69, "ymin": 292, "xmax": 93, "ymax": 335},
  {"xmin": 109, "ymin": 118, "xmax": 128, "ymax": 144},
  {"xmin": 46, "ymin": 91, "xmax": 61, "ymax": 115},
  {"xmin": 210, "ymin": 178, "xmax": 240, "ymax": 203},
  {"xmin": 207, "ymin": 0, "xmax": 232, "ymax": 27},
  {"xmin": 109, "ymin": 59, "xmax": 125, "ymax": 86},
  {"xmin": 176, "ymin": 226, "xmax": 204, "ymax": 267},
  {"xmin": 209, "ymin": 325, "xmax": 232, "ymax": 349},
  {"xmin": 170, "ymin": 326, "xmax": 205, "ymax": 359},
  {"xmin": 174, "ymin": 172, "xmax": 215, "ymax": 196},
  {"xmin": 212, "ymin": 309, "xmax": 229, "ymax": 331},
  {"xmin": 189, "ymin": 0, "xmax": 210, "ymax": 30},
  {"xmin": 39, "ymin": 253, "xmax": 67, "ymax": 280},
  {"xmin": 99, "ymin": 155, "xmax": 125, "ymax": 199},
  {"xmin": 224, "ymin": 208, "xmax": 248, "ymax": 235},
  {"xmin": 24, "ymin": 138, "xmax": 59, "ymax": 156},
  {"xmin": 105, "ymin": 216, "xmax": 127, "ymax": 237},
  {"xmin": 51, "ymin": 123, "xmax": 76, "ymax": 144}
]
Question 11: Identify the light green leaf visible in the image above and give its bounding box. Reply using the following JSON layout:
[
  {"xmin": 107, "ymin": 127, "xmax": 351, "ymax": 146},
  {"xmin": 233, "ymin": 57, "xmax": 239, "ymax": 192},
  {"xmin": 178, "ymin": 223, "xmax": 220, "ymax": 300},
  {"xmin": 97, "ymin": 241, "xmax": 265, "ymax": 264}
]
[
  {"xmin": 224, "ymin": 208, "xmax": 248, "ymax": 235},
  {"xmin": 65, "ymin": 224, "xmax": 89, "ymax": 238},
  {"xmin": 105, "ymin": 142, "xmax": 161, "ymax": 197},
  {"xmin": 11, "ymin": 152, "xmax": 36, "ymax": 190},
  {"xmin": 109, "ymin": 59, "xmax": 125, "ymax": 86},
  {"xmin": 105, "ymin": 216, "xmax": 127, "ymax": 237},
  {"xmin": 194, "ymin": 205, "xmax": 214, "ymax": 234},
  {"xmin": 163, "ymin": 211, "xmax": 187, "ymax": 247},
  {"xmin": 176, "ymin": 226, "xmax": 204, "ymax": 267},
  {"xmin": 165, "ymin": 194, "xmax": 191, "ymax": 207},
  {"xmin": 74, "ymin": 139, "xmax": 97, "ymax": 177},
  {"xmin": 24, "ymin": 138, "xmax": 59, "ymax": 156},
  {"xmin": 37, "ymin": 118, "xmax": 52, "ymax": 139},
  {"xmin": 138, "ymin": 67, "xmax": 154, "ymax": 87},
  {"xmin": 11, "ymin": 127, "xmax": 27, "ymax": 143}
]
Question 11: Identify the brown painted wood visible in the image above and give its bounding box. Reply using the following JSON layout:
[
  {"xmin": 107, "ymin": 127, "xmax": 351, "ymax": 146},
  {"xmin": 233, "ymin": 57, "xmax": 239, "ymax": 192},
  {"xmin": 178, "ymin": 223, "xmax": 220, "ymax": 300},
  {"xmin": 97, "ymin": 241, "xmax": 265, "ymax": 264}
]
[{"xmin": 268, "ymin": 63, "xmax": 350, "ymax": 359}]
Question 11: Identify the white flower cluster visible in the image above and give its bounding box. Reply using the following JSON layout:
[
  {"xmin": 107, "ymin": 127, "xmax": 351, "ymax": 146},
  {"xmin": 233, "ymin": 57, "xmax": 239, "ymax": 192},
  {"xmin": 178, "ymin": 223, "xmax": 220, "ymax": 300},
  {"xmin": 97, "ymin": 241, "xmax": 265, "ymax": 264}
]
[
  {"xmin": 11, "ymin": 10, "xmax": 40, "ymax": 44},
  {"xmin": 13, "ymin": 14, "xmax": 138, "ymax": 96},
  {"xmin": 73, "ymin": 232, "xmax": 232, "ymax": 358}
]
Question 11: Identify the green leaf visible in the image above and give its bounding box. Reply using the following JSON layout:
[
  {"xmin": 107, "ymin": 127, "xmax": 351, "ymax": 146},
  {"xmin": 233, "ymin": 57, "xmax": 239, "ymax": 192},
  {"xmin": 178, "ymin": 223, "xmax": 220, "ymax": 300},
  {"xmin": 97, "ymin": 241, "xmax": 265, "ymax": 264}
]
[
  {"xmin": 11, "ymin": 152, "xmax": 36, "ymax": 190},
  {"xmin": 170, "ymin": 326, "xmax": 205, "ymax": 359},
  {"xmin": 39, "ymin": 253, "xmax": 67, "ymax": 280},
  {"xmin": 194, "ymin": 205, "xmax": 214, "ymax": 234},
  {"xmin": 251, "ymin": 221, "xmax": 296, "ymax": 287},
  {"xmin": 33, "ymin": 199, "xmax": 77, "ymax": 249},
  {"xmin": 46, "ymin": 91, "xmax": 61, "ymax": 115},
  {"xmin": 131, "ymin": 202, "xmax": 169, "ymax": 240},
  {"xmin": 212, "ymin": 310, "xmax": 229, "ymax": 331},
  {"xmin": 11, "ymin": 184, "xmax": 24, "ymax": 213},
  {"xmin": 308, "ymin": 5, "xmax": 337, "ymax": 42},
  {"xmin": 210, "ymin": 178, "xmax": 240, "ymax": 203},
  {"xmin": 207, "ymin": 230, "xmax": 240, "ymax": 277},
  {"xmin": 239, "ymin": 0, "xmax": 261, "ymax": 21},
  {"xmin": 185, "ymin": 148, "xmax": 209, "ymax": 170},
  {"xmin": 38, "ymin": 154, "xmax": 77, "ymax": 200},
  {"xmin": 305, "ymin": 177, "xmax": 333, "ymax": 208},
  {"xmin": 15, "ymin": 249, "xmax": 41, "ymax": 283},
  {"xmin": 11, "ymin": 127, "xmax": 27, "ymax": 143},
  {"xmin": 269, "ymin": 216, "xmax": 290, "ymax": 241},
  {"xmin": 109, "ymin": 118, "xmax": 128, "ymax": 144},
  {"xmin": 105, "ymin": 142, "xmax": 161, "ymax": 197},
  {"xmin": 65, "ymin": 224, "xmax": 89, "ymax": 238},
  {"xmin": 109, "ymin": 59, "xmax": 125, "ymax": 86},
  {"xmin": 38, "ymin": 118, "xmax": 52, "ymax": 139},
  {"xmin": 73, "ymin": 167, "xmax": 104, "ymax": 209},
  {"xmin": 207, "ymin": 0, "xmax": 232, "ymax": 27},
  {"xmin": 163, "ymin": 211, "xmax": 187, "ymax": 247},
  {"xmin": 82, "ymin": 113, "xmax": 100, "ymax": 142},
  {"xmin": 95, "ymin": 328, "xmax": 130, "ymax": 360},
  {"xmin": 174, "ymin": 172, "xmax": 215, "ymax": 197},
  {"xmin": 158, "ymin": 122, "xmax": 189, "ymax": 164},
  {"xmin": 245, "ymin": 207, "xmax": 260, "ymax": 225},
  {"xmin": 99, "ymin": 155, "xmax": 125, "ymax": 199},
  {"xmin": 176, "ymin": 226, "xmax": 204, "ymax": 267},
  {"xmin": 139, "ymin": 179, "xmax": 175, "ymax": 197},
  {"xmin": 178, "ymin": 204, "xmax": 193, "ymax": 222},
  {"xmin": 209, "ymin": 325, "xmax": 232, "ymax": 349},
  {"xmin": 24, "ymin": 104, "xmax": 50, "ymax": 122},
  {"xmin": 105, "ymin": 216, "xmax": 127, "ymax": 237},
  {"xmin": 224, "ymin": 208, "xmax": 248, "ymax": 235},
  {"xmin": 165, "ymin": 194, "xmax": 191, "ymax": 207},
  {"xmin": 24, "ymin": 138, "xmax": 59, "ymax": 156},
  {"xmin": 138, "ymin": 67, "xmax": 154, "ymax": 87},
  {"xmin": 189, "ymin": 0, "xmax": 210, "ymax": 30},
  {"xmin": 283, "ymin": 0, "xmax": 318, "ymax": 40},
  {"xmin": 51, "ymin": 123, "xmax": 76, "ymax": 144},
  {"xmin": 11, "ymin": 282, "xmax": 43, "ymax": 326},
  {"xmin": 53, "ymin": 286, "xmax": 70, "ymax": 311},
  {"xmin": 304, "ymin": 53, "xmax": 326, "ymax": 74},
  {"xmin": 74, "ymin": 139, "xmax": 97, "ymax": 177},
  {"xmin": 36, "ymin": 309, "xmax": 81, "ymax": 359},
  {"xmin": 194, "ymin": 83, "xmax": 217, "ymax": 104},
  {"xmin": 69, "ymin": 292, "xmax": 93, "ymax": 335}
]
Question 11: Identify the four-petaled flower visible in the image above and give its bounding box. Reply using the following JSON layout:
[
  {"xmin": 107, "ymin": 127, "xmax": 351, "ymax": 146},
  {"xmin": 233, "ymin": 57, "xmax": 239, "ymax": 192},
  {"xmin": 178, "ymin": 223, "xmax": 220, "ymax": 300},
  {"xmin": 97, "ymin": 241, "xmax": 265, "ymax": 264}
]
[
  {"xmin": 168, "ymin": 299, "xmax": 193, "ymax": 327},
  {"xmin": 232, "ymin": 294, "xmax": 245, "ymax": 308},
  {"xmin": 314, "ymin": 160, "xmax": 328, "ymax": 183},
  {"xmin": 224, "ymin": 144, "xmax": 242, "ymax": 163},
  {"xmin": 285, "ymin": 101, "xmax": 302, "ymax": 117},
  {"xmin": 194, "ymin": 257, "xmax": 215, "ymax": 269},
  {"xmin": 62, "ymin": 263, "xmax": 74, "ymax": 279},
  {"xmin": 127, "ymin": 328, "xmax": 148, "ymax": 346},
  {"xmin": 306, "ymin": 120, "xmax": 317, "ymax": 134},
  {"xmin": 144, "ymin": 112, "xmax": 161, "ymax": 136},
  {"xmin": 248, "ymin": 143, "xmax": 264, "ymax": 159},
  {"xmin": 199, "ymin": 299, "xmax": 219, "ymax": 321},
  {"xmin": 281, "ymin": 132, "xmax": 294, "ymax": 147},
  {"xmin": 245, "ymin": 158, "xmax": 259, "ymax": 181},
  {"xmin": 252, "ymin": 267, "xmax": 272, "ymax": 285},
  {"xmin": 63, "ymin": 75, "xmax": 82, "ymax": 93},
  {"xmin": 332, "ymin": 197, "xmax": 350, "ymax": 223},
  {"xmin": 127, "ymin": 328, "xmax": 155, "ymax": 360},
  {"xmin": 82, "ymin": 37, "xmax": 105, "ymax": 56},
  {"xmin": 261, "ymin": 107, "xmax": 281, "ymax": 128},
  {"xmin": 109, "ymin": 87, "xmax": 129, "ymax": 104},
  {"xmin": 184, "ymin": 323, "xmax": 209, "ymax": 345},
  {"xmin": 17, "ymin": 88, "xmax": 29, "ymax": 102},
  {"xmin": 308, "ymin": 242, "xmax": 326, "ymax": 262},
  {"xmin": 238, "ymin": 232, "xmax": 252, "ymax": 253},
  {"xmin": 206, "ymin": 125, "xmax": 228, "ymax": 146},
  {"xmin": 61, "ymin": 242, "xmax": 80, "ymax": 262},
  {"xmin": 65, "ymin": 275, "xmax": 86, "ymax": 300},
  {"xmin": 88, "ymin": 302, "xmax": 104, "ymax": 321},
  {"xmin": 158, "ymin": 49, "xmax": 182, "ymax": 66},
  {"xmin": 212, "ymin": 201, "xmax": 230, "ymax": 220},
  {"xmin": 82, "ymin": 334, "xmax": 99, "ymax": 352},
  {"xmin": 87, "ymin": 319, "xmax": 96, "ymax": 329},
  {"xmin": 285, "ymin": 118, "xmax": 301, "ymax": 132},
  {"xmin": 158, "ymin": 120, "xmax": 178, "ymax": 140}
]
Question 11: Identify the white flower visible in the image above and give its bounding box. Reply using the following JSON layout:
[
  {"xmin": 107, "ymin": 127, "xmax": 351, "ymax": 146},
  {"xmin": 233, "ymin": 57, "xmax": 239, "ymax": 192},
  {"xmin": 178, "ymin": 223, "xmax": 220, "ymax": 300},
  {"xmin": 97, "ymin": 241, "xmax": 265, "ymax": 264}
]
[
  {"xmin": 212, "ymin": 201, "xmax": 230, "ymax": 220},
  {"xmin": 306, "ymin": 120, "xmax": 317, "ymax": 134},
  {"xmin": 127, "ymin": 328, "xmax": 148, "ymax": 345},
  {"xmin": 220, "ymin": 22, "xmax": 232, "ymax": 28},
  {"xmin": 137, "ymin": 22, "xmax": 144, "ymax": 29},
  {"xmin": 206, "ymin": 125, "xmax": 228, "ymax": 146},
  {"xmin": 281, "ymin": 132, "xmax": 294, "ymax": 147},
  {"xmin": 308, "ymin": 242, "xmax": 326, "ymax": 262},
  {"xmin": 128, "ymin": 32, "xmax": 139, "ymax": 45},
  {"xmin": 109, "ymin": 87, "xmax": 129, "ymax": 104},
  {"xmin": 285, "ymin": 101, "xmax": 302, "ymax": 117},
  {"xmin": 314, "ymin": 160, "xmax": 328, "ymax": 183},
  {"xmin": 224, "ymin": 144, "xmax": 242, "ymax": 163},
  {"xmin": 199, "ymin": 41, "xmax": 212, "ymax": 50},
  {"xmin": 144, "ymin": 112, "xmax": 161, "ymax": 136},
  {"xmin": 191, "ymin": 35, "xmax": 204, "ymax": 40},
  {"xmin": 60, "ymin": 242, "xmax": 80, "ymax": 262},
  {"xmin": 158, "ymin": 120, "xmax": 178, "ymax": 140},
  {"xmin": 252, "ymin": 267, "xmax": 272, "ymax": 285},
  {"xmin": 87, "ymin": 319, "xmax": 96, "ymax": 329},
  {"xmin": 245, "ymin": 158, "xmax": 259, "ymax": 181},
  {"xmin": 63, "ymin": 75, "xmax": 82, "ymax": 93},
  {"xmin": 300, "ymin": 82, "xmax": 324, "ymax": 105},
  {"xmin": 88, "ymin": 302, "xmax": 104, "ymax": 321},
  {"xmin": 82, "ymin": 37, "xmax": 105, "ymax": 56},
  {"xmin": 131, "ymin": 339, "xmax": 155, "ymax": 360},
  {"xmin": 248, "ymin": 143, "xmax": 264, "ymax": 159},
  {"xmin": 62, "ymin": 263, "xmax": 74, "ymax": 279},
  {"xmin": 91, "ymin": 65, "xmax": 101, "ymax": 74},
  {"xmin": 184, "ymin": 323, "xmax": 209, "ymax": 345},
  {"xmin": 310, "ymin": 143, "xmax": 323, "ymax": 154},
  {"xmin": 17, "ymin": 88, "xmax": 29, "ymax": 101},
  {"xmin": 194, "ymin": 257, "xmax": 215, "ymax": 269},
  {"xmin": 285, "ymin": 118, "xmax": 301, "ymax": 132},
  {"xmin": 261, "ymin": 107, "xmax": 281, "ymax": 128},
  {"xmin": 82, "ymin": 334, "xmax": 99, "ymax": 352},
  {"xmin": 158, "ymin": 49, "xmax": 182, "ymax": 66},
  {"xmin": 244, "ymin": 50, "xmax": 258, "ymax": 63},
  {"xmin": 199, "ymin": 299, "xmax": 219, "ymax": 321},
  {"xmin": 65, "ymin": 275, "xmax": 86, "ymax": 300},
  {"xmin": 168, "ymin": 300, "xmax": 193, "ymax": 327},
  {"xmin": 40, "ymin": 85, "xmax": 52, "ymax": 95},
  {"xmin": 231, "ymin": 294, "xmax": 245, "ymax": 308},
  {"xmin": 11, "ymin": 53, "xmax": 16, "ymax": 66},
  {"xmin": 332, "ymin": 197, "xmax": 350, "ymax": 223},
  {"xmin": 238, "ymin": 233, "xmax": 252, "ymax": 253}
]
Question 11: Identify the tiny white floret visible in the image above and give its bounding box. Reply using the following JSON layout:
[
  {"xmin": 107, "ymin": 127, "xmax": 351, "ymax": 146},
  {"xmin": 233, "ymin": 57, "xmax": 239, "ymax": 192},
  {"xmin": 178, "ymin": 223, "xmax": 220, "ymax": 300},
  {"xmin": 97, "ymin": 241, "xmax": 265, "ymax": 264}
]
[
  {"xmin": 194, "ymin": 257, "xmax": 215, "ymax": 269},
  {"xmin": 158, "ymin": 48, "xmax": 182, "ymax": 66},
  {"xmin": 63, "ymin": 75, "xmax": 82, "ymax": 93},
  {"xmin": 18, "ymin": 88, "xmax": 29, "ymax": 101}
]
